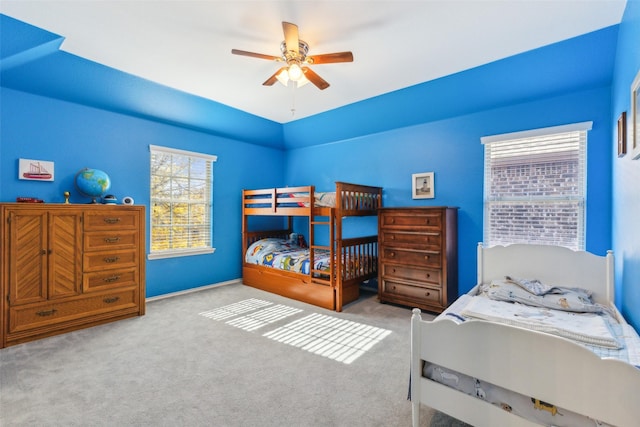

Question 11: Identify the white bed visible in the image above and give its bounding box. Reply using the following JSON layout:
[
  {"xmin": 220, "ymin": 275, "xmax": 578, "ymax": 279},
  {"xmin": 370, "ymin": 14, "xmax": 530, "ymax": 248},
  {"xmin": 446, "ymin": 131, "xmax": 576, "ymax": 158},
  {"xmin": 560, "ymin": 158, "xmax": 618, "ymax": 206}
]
[{"xmin": 411, "ymin": 243, "xmax": 640, "ymax": 427}]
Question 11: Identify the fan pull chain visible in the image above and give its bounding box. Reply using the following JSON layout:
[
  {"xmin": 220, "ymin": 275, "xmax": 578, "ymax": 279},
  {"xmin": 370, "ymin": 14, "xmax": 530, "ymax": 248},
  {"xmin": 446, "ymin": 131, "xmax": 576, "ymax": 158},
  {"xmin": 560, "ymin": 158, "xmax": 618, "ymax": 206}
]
[{"xmin": 290, "ymin": 81, "xmax": 297, "ymax": 117}]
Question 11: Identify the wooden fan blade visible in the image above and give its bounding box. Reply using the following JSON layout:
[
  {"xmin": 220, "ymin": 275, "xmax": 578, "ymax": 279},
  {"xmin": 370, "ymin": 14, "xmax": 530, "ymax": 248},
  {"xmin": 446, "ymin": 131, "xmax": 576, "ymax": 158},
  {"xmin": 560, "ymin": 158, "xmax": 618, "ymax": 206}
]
[
  {"xmin": 263, "ymin": 67, "xmax": 288, "ymax": 86},
  {"xmin": 307, "ymin": 52, "xmax": 354, "ymax": 64},
  {"xmin": 282, "ymin": 21, "xmax": 299, "ymax": 53},
  {"xmin": 302, "ymin": 67, "xmax": 330, "ymax": 90},
  {"xmin": 232, "ymin": 49, "xmax": 281, "ymax": 61}
]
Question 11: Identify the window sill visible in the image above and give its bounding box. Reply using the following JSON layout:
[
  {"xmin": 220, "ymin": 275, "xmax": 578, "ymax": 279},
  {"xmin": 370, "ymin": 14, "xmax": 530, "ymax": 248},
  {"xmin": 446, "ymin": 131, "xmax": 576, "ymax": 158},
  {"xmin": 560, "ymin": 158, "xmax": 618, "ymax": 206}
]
[{"xmin": 148, "ymin": 248, "xmax": 216, "ymax": 260}]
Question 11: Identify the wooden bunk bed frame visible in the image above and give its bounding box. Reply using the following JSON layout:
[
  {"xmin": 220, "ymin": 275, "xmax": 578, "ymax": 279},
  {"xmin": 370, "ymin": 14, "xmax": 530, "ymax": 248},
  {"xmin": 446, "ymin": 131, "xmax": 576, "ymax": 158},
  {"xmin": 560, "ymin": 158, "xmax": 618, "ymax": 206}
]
[
  {"xmin": 242, "ymin": 182, "xmax": 382, "ymax": 312},
  {"xmin": 411, "ymin": 243, "xmax": 640, "ymax": 427}
]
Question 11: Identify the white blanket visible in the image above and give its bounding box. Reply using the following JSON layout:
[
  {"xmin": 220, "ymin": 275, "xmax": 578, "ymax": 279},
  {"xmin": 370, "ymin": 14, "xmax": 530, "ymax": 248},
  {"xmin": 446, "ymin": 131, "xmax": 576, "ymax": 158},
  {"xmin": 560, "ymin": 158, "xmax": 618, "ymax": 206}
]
[{"xmin": 460, "ymin": 297, "xmax": 621, "ymax": 349}]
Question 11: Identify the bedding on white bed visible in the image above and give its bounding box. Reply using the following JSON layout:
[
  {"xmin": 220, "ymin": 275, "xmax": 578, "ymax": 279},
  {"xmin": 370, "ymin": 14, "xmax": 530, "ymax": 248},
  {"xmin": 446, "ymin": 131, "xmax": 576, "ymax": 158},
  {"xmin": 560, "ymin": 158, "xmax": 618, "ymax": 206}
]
[
  {"xmin": 459, "ymin": 296, "xmax": 621, "ymax": 349},
  {"xmin": 439, "ymin": 284, "xmax": 640, "ymax": 366}
]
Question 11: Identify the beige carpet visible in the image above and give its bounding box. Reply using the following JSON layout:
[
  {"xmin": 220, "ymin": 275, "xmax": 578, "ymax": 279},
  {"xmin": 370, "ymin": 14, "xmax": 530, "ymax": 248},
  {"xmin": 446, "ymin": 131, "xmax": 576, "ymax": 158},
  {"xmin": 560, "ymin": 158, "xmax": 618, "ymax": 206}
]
[{"xmin": 1, "ymin": 282, "xmax": 446, "ymax": 426}]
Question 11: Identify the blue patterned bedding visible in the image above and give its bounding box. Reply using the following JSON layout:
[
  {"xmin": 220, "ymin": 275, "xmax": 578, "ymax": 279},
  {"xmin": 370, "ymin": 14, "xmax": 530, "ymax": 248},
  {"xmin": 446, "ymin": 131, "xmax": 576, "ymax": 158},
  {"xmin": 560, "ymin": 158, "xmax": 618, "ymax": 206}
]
[{"xmin": 245, "ymin": 238, "xmax": 331, "ymax": 275}]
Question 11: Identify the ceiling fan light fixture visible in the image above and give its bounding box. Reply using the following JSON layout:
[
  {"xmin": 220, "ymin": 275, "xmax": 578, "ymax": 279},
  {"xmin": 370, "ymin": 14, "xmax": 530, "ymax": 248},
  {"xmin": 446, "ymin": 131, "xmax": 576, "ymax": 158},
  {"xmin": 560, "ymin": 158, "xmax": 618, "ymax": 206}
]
[
  {"xmin": 287, "ymin": 63, "xmax": 303, "ymax": 81},
  {"xmin": 276, "ymin": 67, "xmax": 309, "ymax": 88}
]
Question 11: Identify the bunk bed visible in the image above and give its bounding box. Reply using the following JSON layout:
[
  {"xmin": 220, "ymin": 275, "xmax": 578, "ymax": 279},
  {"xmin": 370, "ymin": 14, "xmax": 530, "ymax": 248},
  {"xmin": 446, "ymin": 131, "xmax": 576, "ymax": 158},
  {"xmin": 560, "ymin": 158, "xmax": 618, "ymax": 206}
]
[
  {"xmin": 242, "ymin": 182, "xmax": 382, "ymax": 312},
  {"xmin": 411, "ymin": 243, "xmax": 640, "ymax": 427}
]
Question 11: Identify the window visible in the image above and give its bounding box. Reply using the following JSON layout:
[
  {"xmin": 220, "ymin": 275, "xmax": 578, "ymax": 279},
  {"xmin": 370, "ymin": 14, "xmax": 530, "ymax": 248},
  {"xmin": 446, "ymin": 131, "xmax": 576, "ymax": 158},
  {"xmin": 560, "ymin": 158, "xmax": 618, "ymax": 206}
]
[
  {"xmin": 481, "ymin": 122, "xmax": 591, "ymax": 251},
  {"xmin": 149, "ymin": 145, "xmax": 217, "ymax": 259}
]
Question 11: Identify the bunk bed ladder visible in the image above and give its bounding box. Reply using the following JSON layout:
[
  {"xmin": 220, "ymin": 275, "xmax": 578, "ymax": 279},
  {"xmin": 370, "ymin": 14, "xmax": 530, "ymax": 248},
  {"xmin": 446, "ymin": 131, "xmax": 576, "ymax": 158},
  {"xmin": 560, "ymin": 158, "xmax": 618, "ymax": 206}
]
[{"xmin": 309, "ymin": 214, "xmax": 334, "ymax": 288}]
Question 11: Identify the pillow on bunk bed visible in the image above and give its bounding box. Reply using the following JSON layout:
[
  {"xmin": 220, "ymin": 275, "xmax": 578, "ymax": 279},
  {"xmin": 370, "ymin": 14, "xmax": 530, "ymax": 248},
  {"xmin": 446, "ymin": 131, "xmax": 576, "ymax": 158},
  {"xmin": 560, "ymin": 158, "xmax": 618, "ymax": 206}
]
[
  {"xmin": 479, "ymin": 279, "xmax": 608, "ymax": 314},
  {"xmin": 289, "ymin": 192, "xmax": 336, "ymax": 207}
]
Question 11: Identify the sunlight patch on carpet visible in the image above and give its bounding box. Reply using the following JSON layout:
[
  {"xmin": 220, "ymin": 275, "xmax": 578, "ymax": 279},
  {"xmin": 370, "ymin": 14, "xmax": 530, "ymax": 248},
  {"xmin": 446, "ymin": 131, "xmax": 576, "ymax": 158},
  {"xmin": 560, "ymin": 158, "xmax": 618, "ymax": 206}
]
[
  {"xmin": 225, "ymin": 304, "xmax": 303, "ymax": 331},
  {"xmin": 199, "ymin": 298, "xmax": 273, "ymax": 320},
  {"xmin": 199, "ymin": 299, "xmax": 302, "ymax": 331},
  {"xmin": 263, "ymin": 313, "xmax": 392, "ymax": 364}
]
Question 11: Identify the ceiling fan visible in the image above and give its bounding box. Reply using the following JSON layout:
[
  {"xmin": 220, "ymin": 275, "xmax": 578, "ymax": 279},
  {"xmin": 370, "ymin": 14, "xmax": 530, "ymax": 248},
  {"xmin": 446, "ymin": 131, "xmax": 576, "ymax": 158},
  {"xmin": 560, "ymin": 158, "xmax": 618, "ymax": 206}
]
[{"xmin": 231, "ymin": 21, "xmax": 353, "ymax": 90}]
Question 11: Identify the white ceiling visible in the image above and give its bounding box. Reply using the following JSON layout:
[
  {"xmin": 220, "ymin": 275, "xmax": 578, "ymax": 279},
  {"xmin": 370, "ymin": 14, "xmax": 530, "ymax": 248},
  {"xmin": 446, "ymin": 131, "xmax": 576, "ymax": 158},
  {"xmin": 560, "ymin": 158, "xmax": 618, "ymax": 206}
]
[{"xmin": 1, "ymin": 1, "xmax": 627, "ymax": 124}]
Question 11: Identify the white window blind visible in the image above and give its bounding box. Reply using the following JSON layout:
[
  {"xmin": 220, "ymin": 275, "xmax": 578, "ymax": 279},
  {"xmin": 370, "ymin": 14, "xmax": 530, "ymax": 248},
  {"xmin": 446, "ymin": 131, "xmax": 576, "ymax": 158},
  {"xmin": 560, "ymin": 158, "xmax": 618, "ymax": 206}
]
[
  {"xmin": 481, "ymin": 122, "xmax": 591, "ymax": 251},
  {"xmin": 149, "ymin": 145, "xmax": 217, "ymax": 259}
]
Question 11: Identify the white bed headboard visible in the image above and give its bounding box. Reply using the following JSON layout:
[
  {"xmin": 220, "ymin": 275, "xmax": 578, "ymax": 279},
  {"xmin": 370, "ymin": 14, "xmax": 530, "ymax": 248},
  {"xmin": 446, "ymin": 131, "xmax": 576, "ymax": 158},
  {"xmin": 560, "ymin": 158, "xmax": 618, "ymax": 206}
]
[{"xmin": 477, "ymin": 243, "xmax": 614, "ymax": 305}]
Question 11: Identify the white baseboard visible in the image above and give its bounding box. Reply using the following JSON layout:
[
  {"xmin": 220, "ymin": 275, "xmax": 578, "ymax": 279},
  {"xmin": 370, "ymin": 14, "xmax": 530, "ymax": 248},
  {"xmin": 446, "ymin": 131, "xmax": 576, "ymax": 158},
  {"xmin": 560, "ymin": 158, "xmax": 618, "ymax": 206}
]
[{"xmin": 146, "ymin": 278, "xmax": 242, "ymax": 303}]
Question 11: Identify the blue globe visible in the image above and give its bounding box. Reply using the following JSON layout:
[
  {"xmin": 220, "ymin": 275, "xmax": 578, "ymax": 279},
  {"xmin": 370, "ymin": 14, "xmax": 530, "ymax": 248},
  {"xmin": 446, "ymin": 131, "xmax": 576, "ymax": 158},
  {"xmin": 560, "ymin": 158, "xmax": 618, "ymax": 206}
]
[{"xmin": 75, "ymin": 168, "xmax": 111, "ymax": 203}]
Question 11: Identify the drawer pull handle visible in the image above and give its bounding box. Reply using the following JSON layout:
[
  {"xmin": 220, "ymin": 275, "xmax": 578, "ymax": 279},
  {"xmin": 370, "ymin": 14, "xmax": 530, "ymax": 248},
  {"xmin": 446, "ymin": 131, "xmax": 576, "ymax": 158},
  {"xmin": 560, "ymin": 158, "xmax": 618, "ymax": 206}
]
[
  {"xmin": 103, "ymin": 256, "xmax": 120, "ymax": 263},
  {"xmin": 425, "ymin": 291, "xmax": 431, "ymax": 297},
  {"xmin": 104, "ymin": 237, "xmax": 121, "ymax": 243},
  {"xmin": 390, "ymin": 235, "xmax": 395, "ymax": 240},
  {"xmin": 424, "ymin": 255, "xmax": 430, "ymax": 260},
  {"xmin": 103, "ymin": 297, "xmax": 120, "ymax": 304},
  {"xmin": 36, "ymin": 309, "xmax": 57, "ymax": 317},
  {"xmin": 103, "ymin": 275, "xmax": 121, "ymax": 283},
  {"xmin": 103, "ymin": 218, "xmax": 121, "ymax": 224},
  {"xmin": 389, "ymin": 252, "xmax": 395, "ymax": 258},
  {"xmin": 426, "ymin": 273, "xmax": 431, "ymax": 278}
]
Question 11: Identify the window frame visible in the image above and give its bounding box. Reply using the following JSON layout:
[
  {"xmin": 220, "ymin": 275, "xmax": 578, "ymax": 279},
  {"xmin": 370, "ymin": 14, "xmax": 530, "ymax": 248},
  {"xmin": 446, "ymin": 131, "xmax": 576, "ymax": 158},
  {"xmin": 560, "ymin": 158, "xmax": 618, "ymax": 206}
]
[
  {"xmin": 481, "ymin": 122, "xmax": 592, "ymax": 251},
  {"xmin": 148, "ymin": 145, "xmax": 217, "ymax": 260}
]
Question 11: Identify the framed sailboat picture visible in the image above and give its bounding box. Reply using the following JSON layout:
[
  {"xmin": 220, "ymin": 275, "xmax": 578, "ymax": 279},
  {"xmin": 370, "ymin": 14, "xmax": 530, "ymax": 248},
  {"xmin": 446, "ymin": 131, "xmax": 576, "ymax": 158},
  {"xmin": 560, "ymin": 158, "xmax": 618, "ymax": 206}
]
[{"xmin": 19, "ymin": 158, "xmax": 54, "ymax": 181}]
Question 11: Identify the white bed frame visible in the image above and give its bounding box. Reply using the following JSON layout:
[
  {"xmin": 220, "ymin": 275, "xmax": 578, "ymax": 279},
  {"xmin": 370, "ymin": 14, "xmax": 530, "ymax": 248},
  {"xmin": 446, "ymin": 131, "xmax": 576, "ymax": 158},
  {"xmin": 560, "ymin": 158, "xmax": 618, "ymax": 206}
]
[{"xmin": 411, "ymin": 243, "xmax": 640, "ymax": 427}]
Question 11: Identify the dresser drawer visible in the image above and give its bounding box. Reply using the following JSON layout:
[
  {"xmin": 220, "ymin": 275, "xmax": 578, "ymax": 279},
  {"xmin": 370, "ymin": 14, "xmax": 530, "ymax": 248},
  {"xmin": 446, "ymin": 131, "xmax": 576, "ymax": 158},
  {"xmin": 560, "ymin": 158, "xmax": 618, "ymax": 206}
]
[
  {"xmin": 381, "ymin": 280, "xmax": 442, "ymax": 305},
  {"xmin": 8, "ymin": 288, "xmax": 138, "ymax": 334},
  {"xmin": 84, "ymin": 230, "xmax": 138, "ymax": 251},
  {"xmin": 380, "ymin": 230, "xmax": 441, "ymax": 250},
  {"xmin": 381, "ymin": 264, "xmax": 441, "ymax": 285},
  {"xmin": 84, "ymin": 249, "xmax": 138, "ymax": 272},
  {"xmin": 381, "ymin": 248, "xmax": 441, "ymax": 268},
  {"xmin": 84, "ymin": 211, "xmax": 139, "ymax": 231},
  {"xmin": 380, "ymin": 212, "xmax": 442, "ymax": 229},
  {"xmin": 83, "ymin": 268, "xmax": 138, "ymax": 292}
]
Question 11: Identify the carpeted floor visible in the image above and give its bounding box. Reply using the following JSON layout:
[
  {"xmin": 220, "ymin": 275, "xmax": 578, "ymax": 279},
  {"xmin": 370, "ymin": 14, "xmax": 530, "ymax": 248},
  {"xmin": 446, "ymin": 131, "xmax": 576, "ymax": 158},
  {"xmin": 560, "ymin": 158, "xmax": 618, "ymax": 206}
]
[
  {"xmin": 429, "ymin": 411, "xmax": 473, "ymax": 427},
  {"xmin": 0, "ymin": 282, "xmax": 452, "ymax": 426}
]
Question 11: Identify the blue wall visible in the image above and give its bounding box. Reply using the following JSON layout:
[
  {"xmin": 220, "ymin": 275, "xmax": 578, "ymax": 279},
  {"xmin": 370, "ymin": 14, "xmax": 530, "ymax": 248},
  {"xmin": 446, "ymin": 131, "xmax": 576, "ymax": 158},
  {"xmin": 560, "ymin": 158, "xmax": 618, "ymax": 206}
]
[
  {"xmin": 611, "ymin": 0, "xmax": 640, "ymax": 330},
  {"xmin": 0, "ymin": 88, "xmax": 285, "ymax": 297},
  {"xmin": 285, "ymin": 86, "xmax": 613, "ymax": 295}
]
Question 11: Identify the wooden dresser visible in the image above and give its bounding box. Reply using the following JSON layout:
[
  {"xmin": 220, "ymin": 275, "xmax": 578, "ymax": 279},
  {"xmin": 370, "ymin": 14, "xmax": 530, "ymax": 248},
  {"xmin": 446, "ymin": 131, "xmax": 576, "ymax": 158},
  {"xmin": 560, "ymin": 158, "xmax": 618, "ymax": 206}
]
[
  {"xmin": 0, "ymin": 204, "xmax": 145, "ymax": 348},
  {"xmin": 378, "ymin": 207, "xmax": 458, "ymax": 313}
]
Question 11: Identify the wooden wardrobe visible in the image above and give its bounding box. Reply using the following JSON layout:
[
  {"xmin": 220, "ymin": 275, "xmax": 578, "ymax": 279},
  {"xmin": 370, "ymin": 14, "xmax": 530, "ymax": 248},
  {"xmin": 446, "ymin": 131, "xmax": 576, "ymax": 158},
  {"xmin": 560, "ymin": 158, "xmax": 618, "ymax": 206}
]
[{"xmin": 0, "ymin": 203, "xmax": 145, "ymax": 348}]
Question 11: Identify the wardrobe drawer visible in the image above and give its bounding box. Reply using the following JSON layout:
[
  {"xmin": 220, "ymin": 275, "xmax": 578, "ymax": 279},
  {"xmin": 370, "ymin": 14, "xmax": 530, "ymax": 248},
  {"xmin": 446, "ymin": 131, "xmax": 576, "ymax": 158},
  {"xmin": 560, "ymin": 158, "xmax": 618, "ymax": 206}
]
[
  {"xmin": 83, "ymin": 268, "xmax": 138, "ymax": 292},
  {"xmin": 8, "ymin": 289, "xmax": 138, "ymax": 334},
  {"xmin": 381, "ymin": 264, "xmax": 441, "ymax": 285},
  {"xmin": 84, "ymin": 249, "xmax": 137, "ymax": 272},
  {"xmin": 380, "ymin": 230, "xmax": 441, "ymax": 250},
  {"xmin": 84, "ymin": 211, "xmax": 139, "ymax": 231},
  {"xmin": 380, "ymin": 212, "xmax": 442, "ymax": 229},
  {"xmin": 84, "ymin": 230, "xmax": 138, "ymax": 251},
  {"xmin": 381, "ymin": 248, "xmax": 441, "ymax": 268},
  {"xmin": 381, "ymin": 280, "xmax": 441, "ymax": 305}
]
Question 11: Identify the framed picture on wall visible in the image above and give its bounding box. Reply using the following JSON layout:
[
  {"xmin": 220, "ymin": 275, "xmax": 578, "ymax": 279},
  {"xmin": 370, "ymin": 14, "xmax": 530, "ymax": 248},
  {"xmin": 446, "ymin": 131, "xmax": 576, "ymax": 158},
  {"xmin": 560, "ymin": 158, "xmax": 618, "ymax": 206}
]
[
  {"xmin": 412, "ymin": 172, "xmax": 434, "ymax": 199},
  {"xmin": 618, "ymin": 112, "xmax": 627, "ymax": 157},
  {"xmin": 18, "ymin": 158, "xmax": 54, "ymax": 181},
  {"xmin": 631, "ymin": 68, "xmax": 640, "ymax": 160}
]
